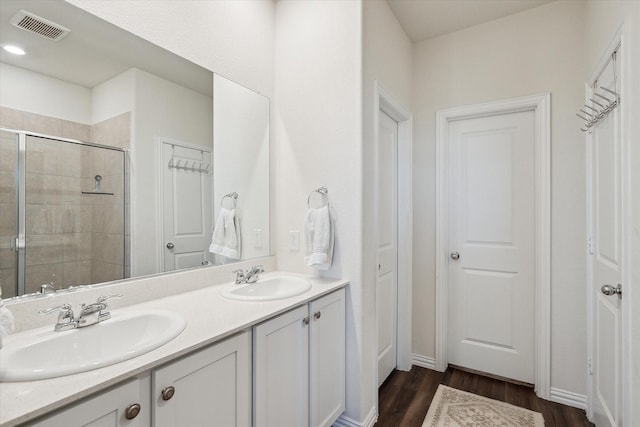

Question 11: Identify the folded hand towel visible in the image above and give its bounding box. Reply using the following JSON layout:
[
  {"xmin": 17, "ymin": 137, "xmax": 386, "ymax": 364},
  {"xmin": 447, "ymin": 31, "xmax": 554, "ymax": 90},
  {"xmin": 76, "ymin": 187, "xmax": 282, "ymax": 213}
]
[
  {"xmin": 304, "ymin": 206, "xmax": 334, "ymax": 270},
  {"xmin": 209, "ymin": 208, "xmax": 241, "ymax": 259}
]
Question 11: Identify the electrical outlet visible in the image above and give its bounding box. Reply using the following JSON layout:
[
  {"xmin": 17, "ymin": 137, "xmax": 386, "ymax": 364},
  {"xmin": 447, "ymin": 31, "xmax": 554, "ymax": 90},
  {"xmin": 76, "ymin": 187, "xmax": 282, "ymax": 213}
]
[{"xmin": 289, "ymin": 230, "xmax": 300, "ymax": 252}]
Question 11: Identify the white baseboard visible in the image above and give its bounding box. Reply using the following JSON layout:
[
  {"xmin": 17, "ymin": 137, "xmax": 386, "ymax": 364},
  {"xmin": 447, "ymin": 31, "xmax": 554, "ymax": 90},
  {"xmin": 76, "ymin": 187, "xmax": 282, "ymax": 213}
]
[
  {"xmin": 412, "ymin": 353, "xmax": 436, "ymax": 370},
  {"xmin": 549, "ymin": 387, "xmax": 587, "ymax": 410},
  {"xmin": 333, "ymin": 406, "xmax": 377, "ymax": 427}
]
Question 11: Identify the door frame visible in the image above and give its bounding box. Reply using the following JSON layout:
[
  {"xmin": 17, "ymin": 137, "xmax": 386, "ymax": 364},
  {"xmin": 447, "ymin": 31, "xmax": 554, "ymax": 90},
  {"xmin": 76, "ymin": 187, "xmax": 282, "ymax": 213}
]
[
  {"xmin": 435, "ymin": 93, "xmax": 551, "ymax": 399},
  {"xmin": 157, "ymin": 137, "xmax": 213, "ymax": 272},
  {"xmin": 585, "ymin": 24, "xmax": 632, "ymax": 425},
  {"xmin": 373, "ymin": 81, "xmax": 413, "ymax": 380}
]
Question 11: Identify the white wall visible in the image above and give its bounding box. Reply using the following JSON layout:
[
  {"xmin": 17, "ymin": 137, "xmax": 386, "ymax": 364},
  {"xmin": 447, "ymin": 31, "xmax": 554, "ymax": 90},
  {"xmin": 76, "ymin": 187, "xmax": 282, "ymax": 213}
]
[
  {"xmin": 132, "ymin": 68, "xmax": 213, "ymax": 276},
  {"xmin": 0, "ymin": 62, "xmax": 91, "ymax": 124},
  {"xmin": 90, "ymin": 68, "xmax": 135, "ymax": 124},
  {"xmin": 274, "ymin": 0, "xmax": 365, "ymax": 423},
  {"xmin": 411, "ymin": 0, "xmax": 588, "ymax": 396},
  {"xmin": 583, "ymin": 1, "xmax": 640, "ymax": 422},
  {"xmin": 362, "ymin": 0, "xmax": 413, "ymax": 421},
  {"xmin": 213, "ymin": 74, "xmax": 270, "ymax": 262}
]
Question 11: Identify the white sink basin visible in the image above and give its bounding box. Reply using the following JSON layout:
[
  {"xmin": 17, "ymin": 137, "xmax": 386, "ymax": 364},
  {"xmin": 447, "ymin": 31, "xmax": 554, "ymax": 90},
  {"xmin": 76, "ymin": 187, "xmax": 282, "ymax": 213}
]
[
  {"xmin": 0, "ymin": 309, "xmax": 186, "ymax": 382},
  {"xmin": 221, "ymin": 275, "xmax": 312, "ymax": 301}
]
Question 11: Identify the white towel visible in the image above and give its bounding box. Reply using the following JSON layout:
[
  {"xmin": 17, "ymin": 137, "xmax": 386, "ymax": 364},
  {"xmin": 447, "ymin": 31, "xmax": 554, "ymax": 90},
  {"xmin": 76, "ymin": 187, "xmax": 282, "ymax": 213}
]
[
  {"xmin": 304, "ymin": 206, "xmax": 334, "ymax": 270},
  {"xmin": 0, "ymin": 288, "xmax": 15, "ymax": 349},
  {"xmin": 209, "ymin": 207, "xmax": 241, "ymax": 259}
]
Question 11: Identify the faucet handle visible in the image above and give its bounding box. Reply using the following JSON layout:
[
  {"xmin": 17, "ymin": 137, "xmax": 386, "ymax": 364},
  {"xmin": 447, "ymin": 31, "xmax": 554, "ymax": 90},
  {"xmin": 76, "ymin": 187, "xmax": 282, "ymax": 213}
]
[
  {"xmin": 250, "ymin": 265, "xmax": 264, "ymax": 273},
  {"xmin": 38, "ymin": 303, "xmax": 73, "ymax": 316},
  {"xmin": 96, "ymin": 294, "xmax": 123, "ymax": 304},
  {"xmin": 233, "ymin": 269, "xmax": 246, "ymax": 284}
]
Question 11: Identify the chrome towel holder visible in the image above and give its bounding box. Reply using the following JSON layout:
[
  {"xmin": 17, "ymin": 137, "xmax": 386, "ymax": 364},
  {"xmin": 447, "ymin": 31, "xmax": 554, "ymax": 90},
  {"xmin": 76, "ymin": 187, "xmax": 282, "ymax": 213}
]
[
  {"xmin": 307, "ymin": 186, "xmax": 329, "ymax": 208},
  {"xmin": 577, "ymin": 50, "xmax": 620, "ymax": 133},
  {"xmin": 221, "ymin": 192, "xmax": 238, "ymax": 208}
]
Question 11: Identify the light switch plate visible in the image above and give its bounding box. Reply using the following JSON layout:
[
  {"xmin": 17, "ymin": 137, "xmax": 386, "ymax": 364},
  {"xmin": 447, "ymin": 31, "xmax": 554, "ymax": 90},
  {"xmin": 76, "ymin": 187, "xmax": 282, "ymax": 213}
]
[{"xmin": 289, "ymin": 230, "xmax": 300, "ymax": 252}]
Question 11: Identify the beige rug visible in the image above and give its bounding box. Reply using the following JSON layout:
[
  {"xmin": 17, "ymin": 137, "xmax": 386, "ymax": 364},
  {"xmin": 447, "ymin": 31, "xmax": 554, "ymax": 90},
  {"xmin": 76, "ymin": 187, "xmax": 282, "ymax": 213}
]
[{"xmin": 422, "ymin": 385, "xmax": 545, "ymax": 427}]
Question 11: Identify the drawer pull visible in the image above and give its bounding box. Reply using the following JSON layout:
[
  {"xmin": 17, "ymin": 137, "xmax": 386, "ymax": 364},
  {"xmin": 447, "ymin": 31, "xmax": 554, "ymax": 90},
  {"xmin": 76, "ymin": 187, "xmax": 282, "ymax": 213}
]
[
  {"xmin": 162, "ymin": 386, "xmax": 176, "ymax": 401},
  {"xmin": 302, "ymin": 316, "xmax": 310, "ymax": 325},
  {"xmin": 125, "ymin": 403, "xmax": 141, "ymax": 420},
  {"xmin": 314, "ymin": 311, "xmax": 321, "ymax": 320}
]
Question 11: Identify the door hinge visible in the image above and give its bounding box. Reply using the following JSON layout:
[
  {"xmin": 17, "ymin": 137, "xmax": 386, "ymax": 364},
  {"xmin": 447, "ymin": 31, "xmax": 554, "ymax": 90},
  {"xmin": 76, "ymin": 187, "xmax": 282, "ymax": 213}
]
[
  {"xmin": 588, "ymin": 357, "xmax": 593, "ymax": 375},
  {"xmin": 588, "ymin": 237, "xmax": 593, "ymax": 255}
]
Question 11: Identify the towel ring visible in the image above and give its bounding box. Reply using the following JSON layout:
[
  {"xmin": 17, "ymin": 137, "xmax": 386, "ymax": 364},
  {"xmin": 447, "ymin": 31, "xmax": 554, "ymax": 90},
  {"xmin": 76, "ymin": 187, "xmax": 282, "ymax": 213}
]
[
  {"xmin": 221, "ymin": 192, "xmax": 238, "ymax": 208},
  {"xmin": 307, "ymin": 186, "xmax": 329, "ymax": 208}
]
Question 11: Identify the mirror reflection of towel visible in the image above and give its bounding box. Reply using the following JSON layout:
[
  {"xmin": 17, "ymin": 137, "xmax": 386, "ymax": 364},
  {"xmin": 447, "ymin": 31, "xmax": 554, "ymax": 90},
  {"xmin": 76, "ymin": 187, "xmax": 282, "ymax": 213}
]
[
  {"xmin": 209, "ymin": 208, "xmax": 241, "ymax": 259},
  {"xmin": 304, "ymin": 206, "xmax": 334, "ymax": 270}
]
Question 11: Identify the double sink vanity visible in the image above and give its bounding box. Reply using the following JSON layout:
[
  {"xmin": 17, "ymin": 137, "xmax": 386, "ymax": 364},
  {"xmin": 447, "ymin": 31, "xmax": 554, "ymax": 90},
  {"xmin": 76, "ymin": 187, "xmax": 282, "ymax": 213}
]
[{"xmin": 0, "ymin": 260, "xmax": 347, "ymax": 427}]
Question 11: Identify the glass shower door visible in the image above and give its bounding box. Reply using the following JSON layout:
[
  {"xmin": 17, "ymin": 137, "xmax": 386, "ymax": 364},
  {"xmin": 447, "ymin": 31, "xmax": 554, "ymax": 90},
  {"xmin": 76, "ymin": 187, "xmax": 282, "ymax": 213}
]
[{"xmin": 0, "ymin": 130, "xmax": 18, "ymax": 298}]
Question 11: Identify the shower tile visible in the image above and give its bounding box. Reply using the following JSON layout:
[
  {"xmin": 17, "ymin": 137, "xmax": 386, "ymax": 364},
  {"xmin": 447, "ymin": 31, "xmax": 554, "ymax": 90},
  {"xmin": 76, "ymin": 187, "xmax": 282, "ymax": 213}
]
[
  {"xmin": 89, "ymin": 120, "xmax": 110, "ymax": 147},
  {"xmin": 0, "ymin": 135, "xmax": 17, "ymax": 172},
  {"xmin": 25, "ymin": 173, "xmax": 59, "ymax": 205},
  {"xmin": 58, "ymin": 176, "xmax": 83, "ymax": 204},
  {"xmin": 61, "ymin": 204, "xmax": 92, "ymax": 233},
  {"xmin": 0, "ymin": 107, "xmax": 22, "ymax": 130},
  {"xmin": 0, "ymin": 171, "xmax": 15, "ymax": 203},
  {"xmin": 0, "ymin": 246, "xmax": 16, "ymax": 269},
  {"xmin": 57, "ymin": 144, "xmax": 83, "ymax": 177},
  {"xmin": 0, "ymin": 267, "xmax": 17, "ymax": 299},
  {"xmin": 91, "ymin": 261, "xmax": 124, "ymax": 284},
  {"xmin": 100, "ymin": 233, "xmax": 125, "ymax": 265},
  {"xmin": 62, "ymin": 233, "xmax": 92, "ymax": 262},
  {"xmin": 25, "ymin": 263, "xmax": 63, "ymax": 294},
  {"xmin": 0, "ymin": 203, "xmax": 16, "ymax": 236},
  {"xmin": 62, "ymin": 120, "xmax": 90, "ymax": 142},
  {"xmin": 23, "ymin": 113, "xmax": 63, "ymax": 138},
  {"xmin": 62, "ymin": 260, "xmax": 92, "ymax": 287},
  {"xmin": 114, "ymin": 113, "xmax": 131, "ymax": 149},
  {"xmin": 25, "ymin": 234, "xmax": 63, "ymax": 266},
  {"xmin": 26, "ymin": 140, "xmax": 58, "ymax": 175},
  {"xmin": 25, "ymin": 204, "xmax": 63, "ymax": 234}
]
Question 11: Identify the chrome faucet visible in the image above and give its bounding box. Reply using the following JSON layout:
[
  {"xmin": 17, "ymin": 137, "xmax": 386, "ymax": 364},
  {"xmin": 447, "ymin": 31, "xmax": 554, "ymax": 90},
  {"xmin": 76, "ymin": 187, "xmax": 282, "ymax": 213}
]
[
  {"xmin": 38, "ymin": 294, "xmax": 122, "ymax": 332},
  {"xmin": 245, "ymin": 265, "xmax": 264, "ymax": 283},
  {"xmin": 39, "ymin": 283, "xmax": 56, "ymax": 294},
  {"xmin": 233, "ymin": 265, "xmax": 264, "ymax": 284}
]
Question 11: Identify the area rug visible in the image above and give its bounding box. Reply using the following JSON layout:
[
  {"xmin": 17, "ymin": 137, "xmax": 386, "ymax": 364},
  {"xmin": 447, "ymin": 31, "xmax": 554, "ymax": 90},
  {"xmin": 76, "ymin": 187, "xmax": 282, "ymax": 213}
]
[{"xmin": 422, "ymin": 385, "xmax": 545, "ymax": 427}]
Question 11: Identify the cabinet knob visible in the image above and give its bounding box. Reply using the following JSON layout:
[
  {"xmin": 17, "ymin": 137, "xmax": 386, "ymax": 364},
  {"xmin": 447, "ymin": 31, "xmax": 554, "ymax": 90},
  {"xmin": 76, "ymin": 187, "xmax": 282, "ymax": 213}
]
[
  {"xmin": 125, "ymin": 403, "xmax": 141, "ymax": 420},
  {"xmin": 302, "ymin": 316, "xmax": 310, "ymax": 325},
  {"xmin": 314, "ymin": 311, "xmax": 321, "ymax": 320},
  {"xmin": 161, "ymin": 386, "xmax": 176, "ymax": 401}
]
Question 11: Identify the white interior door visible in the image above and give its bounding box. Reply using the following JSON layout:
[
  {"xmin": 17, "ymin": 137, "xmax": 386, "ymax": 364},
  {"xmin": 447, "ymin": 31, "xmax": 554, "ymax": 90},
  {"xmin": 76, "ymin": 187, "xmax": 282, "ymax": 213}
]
[
  {"xmin": 588, "ymin": 58, "xmax": 623, "ymax": 427},
  {"xmin": 161, "ymin": 141, "xmax": 212, "ymax": 271},
  {"xmin": 448, "ymin": 111, "xmax": 535, "ymax": 383},
  {"xmin": 377, "ymin": 110, "xmax": 398, "ymax": 387}
]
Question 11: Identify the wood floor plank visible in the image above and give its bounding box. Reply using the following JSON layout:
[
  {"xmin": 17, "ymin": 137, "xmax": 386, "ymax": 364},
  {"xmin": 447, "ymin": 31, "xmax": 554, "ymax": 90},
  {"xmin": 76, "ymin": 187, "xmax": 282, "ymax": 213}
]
[{"xmin": 377, "ymin": 366, "xmax": 594, "ymax": 427}]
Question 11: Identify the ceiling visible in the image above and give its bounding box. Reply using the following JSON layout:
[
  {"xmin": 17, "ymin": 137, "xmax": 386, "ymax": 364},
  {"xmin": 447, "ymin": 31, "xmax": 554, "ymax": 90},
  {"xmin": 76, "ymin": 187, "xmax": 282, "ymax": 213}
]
[
  {"xmin": 387, "ymin": 0, "xmax": 557, "ymax": 42},
  {"xmin": 0, "ymin": 0, "xmax": 212, "ymax": 95}
]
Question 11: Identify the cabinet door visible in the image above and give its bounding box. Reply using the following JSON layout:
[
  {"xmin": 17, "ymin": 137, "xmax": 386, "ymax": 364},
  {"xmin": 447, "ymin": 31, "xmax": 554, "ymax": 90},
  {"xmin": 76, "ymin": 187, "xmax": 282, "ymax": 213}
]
[
  {"xmin": 253, "ymin": 305, "xmax": 309, "ymax": 427},
  {"xmin": 309, "ymin": 289, "xmax": 346, "ymax": 427},
  {"xmin": 153, "ymin": 331, "xmax": 251, "ymax": 427},
  {"xmin": 30, "ymin": 376, "xmax": 150, "ymax": 427}
]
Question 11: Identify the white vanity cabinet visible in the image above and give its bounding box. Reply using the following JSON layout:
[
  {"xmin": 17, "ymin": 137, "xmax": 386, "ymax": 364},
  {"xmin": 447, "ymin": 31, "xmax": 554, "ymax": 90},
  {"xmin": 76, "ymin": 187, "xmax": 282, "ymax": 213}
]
[
  {"xmin": 30, "ymin": 377, "xmax": 151, "ymax": 427},
  {"xmin": 152, "ymin": 330, "xmax": 251, "ymax": 427},
  {"xmin": 28, "ymin": 331, "xmax": 251, "ymax": 427},
  {"xmin": 253, "ymin": 289, "xmax": 345, "ymax": 427}
]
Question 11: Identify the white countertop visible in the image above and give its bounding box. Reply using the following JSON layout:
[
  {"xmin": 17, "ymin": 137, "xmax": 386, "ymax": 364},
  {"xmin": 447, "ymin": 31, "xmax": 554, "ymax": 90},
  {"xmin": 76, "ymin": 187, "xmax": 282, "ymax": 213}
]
[{"xmin": 0, "ymin": 272, "xmax": 348, "ymax": 426}]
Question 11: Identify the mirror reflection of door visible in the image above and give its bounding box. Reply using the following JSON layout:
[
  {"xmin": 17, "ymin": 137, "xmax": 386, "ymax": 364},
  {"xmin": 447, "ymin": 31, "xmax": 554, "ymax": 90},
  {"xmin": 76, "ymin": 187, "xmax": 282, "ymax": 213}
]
[{"xmin": 161, "ymin": 140, "xmax": 212, "ymax": 272}]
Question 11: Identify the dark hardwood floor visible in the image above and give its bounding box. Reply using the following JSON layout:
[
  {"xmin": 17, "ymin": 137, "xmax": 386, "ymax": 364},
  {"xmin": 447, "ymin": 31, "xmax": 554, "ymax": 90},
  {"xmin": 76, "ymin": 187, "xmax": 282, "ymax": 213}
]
[{"xmin": 377, "ymin": 366, "xmax": 594, "ymax": 427}]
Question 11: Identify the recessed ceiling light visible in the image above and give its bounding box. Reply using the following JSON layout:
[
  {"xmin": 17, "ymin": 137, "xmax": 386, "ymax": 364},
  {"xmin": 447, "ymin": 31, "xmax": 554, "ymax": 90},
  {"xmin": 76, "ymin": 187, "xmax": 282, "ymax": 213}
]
[{"xmin": 3, "ymin": 45, "xmax": 26, "ymax": 55}]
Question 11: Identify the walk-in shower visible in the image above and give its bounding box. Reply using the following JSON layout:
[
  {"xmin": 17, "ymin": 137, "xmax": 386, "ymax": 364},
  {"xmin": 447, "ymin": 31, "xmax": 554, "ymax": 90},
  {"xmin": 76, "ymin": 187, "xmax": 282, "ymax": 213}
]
[{"xmin": 0, "ymin": 128, "xmax": 126, "ymax": 298}]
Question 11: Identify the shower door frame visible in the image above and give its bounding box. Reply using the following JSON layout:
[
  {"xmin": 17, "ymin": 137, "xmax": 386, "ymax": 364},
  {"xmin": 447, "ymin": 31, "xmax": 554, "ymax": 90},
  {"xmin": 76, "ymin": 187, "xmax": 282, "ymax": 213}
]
[{"xmin": 2, "ymin": 127, "xmax": 127, "ymax": 297}]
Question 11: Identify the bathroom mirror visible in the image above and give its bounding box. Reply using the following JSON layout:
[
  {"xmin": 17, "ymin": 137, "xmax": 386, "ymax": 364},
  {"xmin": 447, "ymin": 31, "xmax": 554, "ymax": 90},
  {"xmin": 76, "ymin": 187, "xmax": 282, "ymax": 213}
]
[{"xmin": 0, "ymin": 0, "xmax": 270, "ymax": 298}]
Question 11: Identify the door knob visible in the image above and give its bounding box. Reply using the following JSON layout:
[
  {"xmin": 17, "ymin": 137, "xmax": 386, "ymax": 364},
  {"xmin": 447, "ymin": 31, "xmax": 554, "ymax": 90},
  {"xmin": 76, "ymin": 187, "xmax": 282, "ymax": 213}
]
[
  {"xmin": 601, "ymin": 284, "xmax": 622, "ymax": 297},
  {"xmin": 166, "ymin": 242, "xmax": 175, "ymax": 249},
  {"xmin": 450, "ymin": 251, "xmax": 460, "ymax": 260}
]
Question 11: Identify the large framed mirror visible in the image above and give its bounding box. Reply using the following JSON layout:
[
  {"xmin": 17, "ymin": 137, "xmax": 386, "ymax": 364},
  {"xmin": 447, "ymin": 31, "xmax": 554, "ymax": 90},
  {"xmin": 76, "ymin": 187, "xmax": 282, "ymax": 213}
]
[{"xmin": 0, "ymin": 0, "xmax": 270, "ymax": 298}]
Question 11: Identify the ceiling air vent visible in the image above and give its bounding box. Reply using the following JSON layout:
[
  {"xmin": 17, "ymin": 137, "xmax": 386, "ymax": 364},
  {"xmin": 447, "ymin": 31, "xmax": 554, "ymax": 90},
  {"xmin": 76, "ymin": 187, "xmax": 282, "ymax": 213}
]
[{"xmin": 10, "ymin": 10, "xmax": 71, "ymax": 41}]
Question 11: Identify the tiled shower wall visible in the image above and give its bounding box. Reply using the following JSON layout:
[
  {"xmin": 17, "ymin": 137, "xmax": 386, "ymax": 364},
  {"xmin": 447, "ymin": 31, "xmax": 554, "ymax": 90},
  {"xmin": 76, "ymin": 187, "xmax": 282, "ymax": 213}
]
[{"xmin": 0, "ymin": 107, "xmax": 130, "ymax": 296}]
